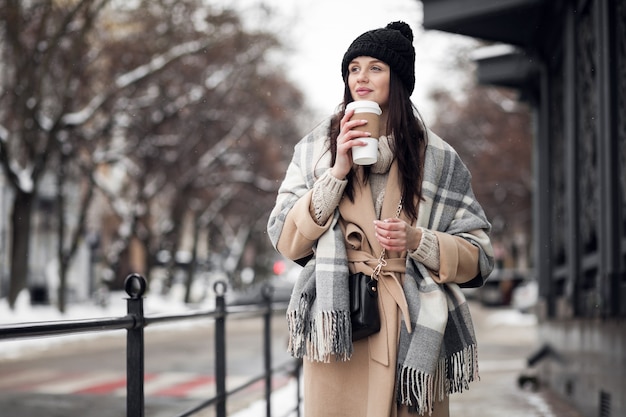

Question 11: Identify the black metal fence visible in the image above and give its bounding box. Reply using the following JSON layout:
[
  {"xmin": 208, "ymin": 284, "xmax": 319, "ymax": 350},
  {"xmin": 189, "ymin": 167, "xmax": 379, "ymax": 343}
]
[{"xmin": 0, "ymin": 273, "xmax": 302, "ymax": 417}]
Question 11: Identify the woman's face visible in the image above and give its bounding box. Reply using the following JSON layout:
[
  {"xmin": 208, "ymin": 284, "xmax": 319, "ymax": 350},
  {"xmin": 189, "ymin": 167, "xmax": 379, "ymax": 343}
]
[{"xmin": 347, "ymin": 56, "xmax": 390, "ymax": 109}]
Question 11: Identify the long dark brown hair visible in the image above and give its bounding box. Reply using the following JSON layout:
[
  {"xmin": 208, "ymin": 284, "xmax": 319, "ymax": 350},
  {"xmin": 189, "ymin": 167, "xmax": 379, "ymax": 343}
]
[{"xmin": 328, "ymin": 70, "xmax": 427, "ymax": 222}]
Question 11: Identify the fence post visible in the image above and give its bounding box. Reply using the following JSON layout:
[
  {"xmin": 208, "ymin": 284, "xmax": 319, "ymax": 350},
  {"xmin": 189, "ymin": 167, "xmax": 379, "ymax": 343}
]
[
  {"xmin": 295, "ymin": 360, "xmax": 302, "ymax": 417},
  {"xmin": 262, "ymin": 284, "xmax": 274, "ymax": 417},
  {"xmin": 214, "ymin": 281, "xmax": 227, "ymax": 417},
  {"xmin": 125, "ymin": 274, "xmax": 147, "ymax": 417}
]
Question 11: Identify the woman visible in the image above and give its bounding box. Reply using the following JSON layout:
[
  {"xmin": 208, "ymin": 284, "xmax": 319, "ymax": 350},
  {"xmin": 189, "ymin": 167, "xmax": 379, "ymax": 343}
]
[{"xmin": 267, "ymin": 22, "xmax": 494, "ymax": 417}]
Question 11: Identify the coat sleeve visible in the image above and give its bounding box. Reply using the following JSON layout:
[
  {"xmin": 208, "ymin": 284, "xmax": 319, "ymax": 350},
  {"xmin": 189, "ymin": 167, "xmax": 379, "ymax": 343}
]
[
  {"xmin": 274, "ymin": 190, "xmax": 334, "ymax": 262},
  {"xmin": 432, "ymin": 232, "xmax": 481, "ymax": 286}
]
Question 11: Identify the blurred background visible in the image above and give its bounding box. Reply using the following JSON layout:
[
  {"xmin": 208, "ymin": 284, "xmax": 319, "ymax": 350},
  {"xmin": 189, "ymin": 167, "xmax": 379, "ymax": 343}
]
[
  {"xmin": 1, "ymin": 1, "xmax": 624, "ymax": 417},
  {"xmin": 0, "ymin": 0, "xmax": 532, "ymax": 312}
]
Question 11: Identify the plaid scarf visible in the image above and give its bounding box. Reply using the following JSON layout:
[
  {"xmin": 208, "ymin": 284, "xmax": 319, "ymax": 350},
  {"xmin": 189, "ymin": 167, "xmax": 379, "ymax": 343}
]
[{"xmin": 267, "ymin": 118, "xmax": 494, "ymax": 415}]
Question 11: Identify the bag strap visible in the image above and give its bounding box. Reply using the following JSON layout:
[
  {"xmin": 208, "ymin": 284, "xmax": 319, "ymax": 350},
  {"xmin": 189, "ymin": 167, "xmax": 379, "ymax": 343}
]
[{"xmin": 372, "ymin": 198, "xmax": 403, "ymax": 278}]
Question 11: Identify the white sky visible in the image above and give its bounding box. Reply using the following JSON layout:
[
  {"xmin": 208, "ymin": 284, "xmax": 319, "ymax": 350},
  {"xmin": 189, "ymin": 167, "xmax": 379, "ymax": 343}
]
[{"xmin": 229, "ymin": 0, "xmax": 478, "ymax": 125}]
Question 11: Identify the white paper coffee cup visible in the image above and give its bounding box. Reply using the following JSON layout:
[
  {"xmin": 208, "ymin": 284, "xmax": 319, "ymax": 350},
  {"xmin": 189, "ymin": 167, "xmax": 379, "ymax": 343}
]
[
  {"xmin": 346, "ymin": 101, "xmax": 382, "ymax": 165},
  {"xmin": 352, "ymin": 137, "xmax": 379, "ymax": 165}
]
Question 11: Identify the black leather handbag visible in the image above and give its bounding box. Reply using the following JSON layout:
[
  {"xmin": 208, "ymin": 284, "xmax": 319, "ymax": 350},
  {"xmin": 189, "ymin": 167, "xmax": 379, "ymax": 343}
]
[{"xmin": 349, "ymin": 272, "xmax": 380, "ymax": 341}]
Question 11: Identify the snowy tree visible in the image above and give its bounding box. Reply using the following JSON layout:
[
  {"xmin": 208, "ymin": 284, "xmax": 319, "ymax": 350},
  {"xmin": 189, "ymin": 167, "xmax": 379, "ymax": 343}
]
[{"xmin": 0, "ymin": 0, "xmax": 305, "ymax": 309}]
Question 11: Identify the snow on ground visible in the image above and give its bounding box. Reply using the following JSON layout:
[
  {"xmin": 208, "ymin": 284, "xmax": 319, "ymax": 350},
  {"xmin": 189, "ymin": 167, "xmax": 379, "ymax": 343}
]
[
  {"xmin": 485, "ymin": 307, "xmax": 538, "ymax": 327},
  {"xmin": 0, "ymin": 286, "xmax": 213, "ymax": 361}
]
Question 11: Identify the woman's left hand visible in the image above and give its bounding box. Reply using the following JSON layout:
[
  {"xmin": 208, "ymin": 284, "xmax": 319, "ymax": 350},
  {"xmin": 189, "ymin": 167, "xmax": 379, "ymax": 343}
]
[{"xmin": 374, "ymin": 218, "xmax": 421, "ymax": 252}]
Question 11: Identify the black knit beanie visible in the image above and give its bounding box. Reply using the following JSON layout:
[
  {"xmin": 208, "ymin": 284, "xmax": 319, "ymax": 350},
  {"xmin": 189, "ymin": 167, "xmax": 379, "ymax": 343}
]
[{"xmin": 341, "ymin": 21, "xmax": 416, "ymax": 95}]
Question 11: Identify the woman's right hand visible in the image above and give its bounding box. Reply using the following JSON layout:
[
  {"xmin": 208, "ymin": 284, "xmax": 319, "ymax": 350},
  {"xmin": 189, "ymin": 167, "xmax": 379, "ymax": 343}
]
[{"xmin": 330, "ymin": 109, "xmax": 371, "ymax": 180}]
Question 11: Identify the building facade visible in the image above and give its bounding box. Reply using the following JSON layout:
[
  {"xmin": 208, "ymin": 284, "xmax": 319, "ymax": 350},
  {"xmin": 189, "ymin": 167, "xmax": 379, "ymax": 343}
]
[
  {"xmin": 0, "ymin": 174, "xmax": 10, "ymax": 299},
  {"xmin": 422, "ymin": 1, "xmax": 626, "ymax": 416}
]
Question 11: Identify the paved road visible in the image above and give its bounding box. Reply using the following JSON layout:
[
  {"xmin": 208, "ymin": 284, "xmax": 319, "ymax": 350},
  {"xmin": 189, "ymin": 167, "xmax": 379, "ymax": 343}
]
[{"xmin": 0, "ymin": 314, "xmax": 295, "ymax": 417}]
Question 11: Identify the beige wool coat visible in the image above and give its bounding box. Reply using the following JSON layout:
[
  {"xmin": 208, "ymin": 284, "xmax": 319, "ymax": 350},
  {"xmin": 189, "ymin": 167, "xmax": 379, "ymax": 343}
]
[{"xmin": 276, "ymin": 165, "xmax": 481, "ymax": 417}]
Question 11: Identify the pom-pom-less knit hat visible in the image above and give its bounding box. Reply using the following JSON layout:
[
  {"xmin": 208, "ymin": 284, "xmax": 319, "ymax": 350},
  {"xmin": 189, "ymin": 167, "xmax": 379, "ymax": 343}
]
[{"xmin": 341, "ymin": 21, "xmax": 416, "ymax": 95}]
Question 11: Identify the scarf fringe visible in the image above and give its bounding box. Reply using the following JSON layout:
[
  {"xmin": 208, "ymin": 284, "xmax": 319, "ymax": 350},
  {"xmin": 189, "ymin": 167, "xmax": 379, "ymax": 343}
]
[
  {"xmin": 397, "ymin": 344, "xmax": 479, "ymax": 415},
  {"xmin": 287, "ymin": 297, "xmax": 352, "ymax": 362}
]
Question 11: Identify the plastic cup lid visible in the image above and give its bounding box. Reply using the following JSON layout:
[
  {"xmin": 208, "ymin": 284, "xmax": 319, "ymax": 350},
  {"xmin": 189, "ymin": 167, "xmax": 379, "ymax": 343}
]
[{"xmin": 346, "ymin": 100, "xmax": 382, "ymax": 115}]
